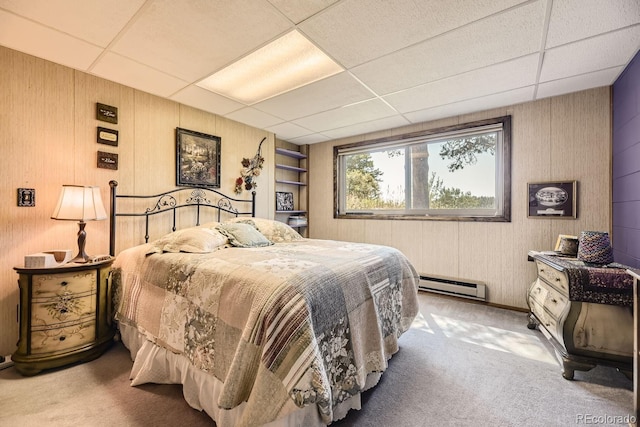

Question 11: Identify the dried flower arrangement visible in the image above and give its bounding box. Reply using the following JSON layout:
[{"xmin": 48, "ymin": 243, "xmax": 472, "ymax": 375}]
[{"xmin": 235, "ymin": 137, "xmax": 266, "ymax": 194}]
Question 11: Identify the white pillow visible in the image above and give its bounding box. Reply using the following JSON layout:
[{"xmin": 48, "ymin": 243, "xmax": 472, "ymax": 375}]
[
  {"xmin": 225, "ymin": 217, "xmax": 303, "ymax": 243},
  {"xmin": 147, "ymin": 226, "xmax": 228, "ymax": 254}
]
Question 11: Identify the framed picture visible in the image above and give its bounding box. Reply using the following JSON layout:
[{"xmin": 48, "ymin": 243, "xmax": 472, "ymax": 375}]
[
  {"xmin": 176, "ymin": 127, "xmax": 221, "ymax": 188},
  {"xmin": 97, "ymin": 127, "xmax": 118, "ymax": 146},
  {"xmin": 96, "ymin": 102, "xmax": 118, "ymax": 124},
  {"xmin": 276, "ymin": 191, "xmax": 294, "ymax": 211},
  {"xmin": 97, "ymin": 151, "xmax": 118, "ymax": 170},
  {"xmin": 528, "ymin": 181, "xmax": 577, "ymax": 218}
]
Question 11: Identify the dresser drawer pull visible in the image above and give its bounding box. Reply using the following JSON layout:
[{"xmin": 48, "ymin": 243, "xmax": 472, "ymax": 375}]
[
  {"xmin": 59, "ymin": 336, "xmax": 66, "ymax": 341},
  {"xmin": 551, "ymin": 298, "xmax": 557, "ymax": 303},
  {"xmin": 60, "ymin": 281, "xmax": 68, "ymax": 287}
]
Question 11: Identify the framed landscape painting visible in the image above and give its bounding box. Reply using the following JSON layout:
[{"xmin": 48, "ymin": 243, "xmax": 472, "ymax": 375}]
[{"xmin": 176, "ymin": 127, "xmax": 221, "ymax": 188}]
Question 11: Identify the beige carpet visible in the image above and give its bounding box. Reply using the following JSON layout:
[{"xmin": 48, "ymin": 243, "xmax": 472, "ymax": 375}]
[{"xmin": 0, "ymin": 292, "xmax": 633, "ymax": 427}]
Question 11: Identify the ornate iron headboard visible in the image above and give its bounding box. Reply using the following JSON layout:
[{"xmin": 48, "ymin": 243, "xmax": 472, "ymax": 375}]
[{"xmin": 109, "ymin": 180, "xmax": 256, "ymax": 256}]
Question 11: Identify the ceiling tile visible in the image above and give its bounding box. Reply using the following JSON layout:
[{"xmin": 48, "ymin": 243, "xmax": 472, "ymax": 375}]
[
  {"xmin": 225, "ymin": 107, "xmax": 284, "ymax": 129},
  {"xmin": 266, "ymin": 121, "xmax": 314, "ymax": 140},
  {"xmin": 300, "ymin": 0, "xmax": 529, "ymax": 68},
  {"xmin": 546, "ymin": 0, "xmax": 640, "ymax": 48},
  {"xmin": 404, "ymin": 87, "xmax": 535, "ymax": 124},
  {"xmin": 289, "ymin": 133, "xmax": 332, "ymax": 145},
  {"xmin": 91, "ymin": 52, "xmax": 188, "ymax": 98},
  {"xmin": 169, "ymin": 85, "xmax": 245, "ymax": 116},
  {"xmin": 321, "ymin": 115, "xmax": 411, "ymax": 140},
  {"xmin": 384, "ymin": 55, "xmax": 539, "ymax": 113},
  {"xmin": 0, "ymin": 0, "xmax": 146, "ymax": 47},
  {"xmin": 267, "ymin": 0, "xmax": 338, "ymax": 24},
  {"xmin": 253, "ymin": 72, "xmax": 375, "ymax": 120},
  {"xmin": 110, "ymin": 0, "xmax": 293, "ymax": 82},
  {"xmin": 350, "ymin": 0, "xmax": 545, "ymax": 95},
  {"xmin": 293, "ymin": 99, "xmax": 397, "ymax": 132},
  {"xmin": 0, "ymin": 10, "xmax": 103, "ymax": 70},
  {"xmin": 540, "ymin": 26, "xmax": 640, "ymax": 82},
  {"xmin": 536, "ymin": 67, "xmax": 624, "ymax": 99}
]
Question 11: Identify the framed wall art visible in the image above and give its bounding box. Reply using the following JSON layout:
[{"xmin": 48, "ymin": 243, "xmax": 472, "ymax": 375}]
[
  {"xmin": 96, "ymin": 102, "xmax": 118, "ymax": 124},
  {"xmin": 276, "ymin": 191, "xmax": 294, "ymax": 211},
  {"xmin": 176, "ymin": 127, "xmax": 221, "ymax": 188},
  {"xmin": 97, "ymin": 127, "xmax": 118, "ymax": 146},
  {"xmin": 527, "ymin": 181, "xmax": 577, "ymax": 218}
]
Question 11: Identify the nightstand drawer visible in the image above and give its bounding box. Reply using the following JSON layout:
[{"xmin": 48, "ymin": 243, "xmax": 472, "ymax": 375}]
[
  {"xmin": 32, "ymin": 271, "xmax": 96, "ymax": 298},
  {"xmin": 30, "ymin": 319, "xmax": 96, "ymax": 355},
  {"xmin": 32, "ymin": 292, "xmax": 96, "ymax": 327},
  {"xmin": 535, "ymin": 260, "xmax": 569, "ymax": 294},
  {"xmin": 529, "ymin": 279, "xmax": 569, "ymax": 321}
]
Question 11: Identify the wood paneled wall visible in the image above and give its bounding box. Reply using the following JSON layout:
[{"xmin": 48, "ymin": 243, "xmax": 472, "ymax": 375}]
[
  {"xmin": 308, "ymin": 87, "xmax": 612, "ymax": 309},
  {"xmin": 0, "ymin": 46, "xmax": 274, "ymax": 355}
]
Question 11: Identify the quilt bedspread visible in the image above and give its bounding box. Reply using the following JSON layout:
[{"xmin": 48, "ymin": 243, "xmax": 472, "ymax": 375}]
[{"xmin": 112, "ymin": 239, "xmax": 419, "ymax": 427}]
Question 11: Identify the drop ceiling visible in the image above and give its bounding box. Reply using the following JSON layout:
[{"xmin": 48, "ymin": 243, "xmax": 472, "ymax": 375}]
[{"xmin": 0, "ymin": 0, "xmax": 638, "ymax": 144}]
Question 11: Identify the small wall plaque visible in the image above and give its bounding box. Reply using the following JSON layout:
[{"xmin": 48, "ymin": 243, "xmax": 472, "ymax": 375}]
[
  {"xmin": 96, "ymin": 102, "xmax": 118, "ymax": 124},
  {"xmin": 97, "ymin": 127, "xmax": 118, "ymax": 146},
  {"xmin": 17, "ymin": 188, "xmax": 35, "ymax": 207},
  {"xmin": 97, "ymin": 151, "xmax": 118, "ymax": 170}
]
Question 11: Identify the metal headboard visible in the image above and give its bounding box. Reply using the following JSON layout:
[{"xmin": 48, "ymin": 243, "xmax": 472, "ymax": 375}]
[{"xmin": 109, "ymin": 180, "xmax": 256, "ymax": 256}]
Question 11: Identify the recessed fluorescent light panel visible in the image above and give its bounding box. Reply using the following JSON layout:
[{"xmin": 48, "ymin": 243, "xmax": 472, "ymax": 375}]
[{"xmin": 197, "ymin": 30, "xmax": 343, "ymax": 104}]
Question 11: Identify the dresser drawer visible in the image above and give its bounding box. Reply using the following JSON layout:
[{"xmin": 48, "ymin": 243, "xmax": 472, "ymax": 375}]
[
  {"xmin": 31, "ymin": 271, "xmax": 96, "ymax": 299},
  {"xmin": 30, "ymin": 319, "xmax": 96, "ymax": 355},
  {"xmin": 32, "ymin": 292, "xmax": 96, "ymax": 327},
  {"xmin": 535, "ymin": 260, "xmax": 569, "ymax": 294}
]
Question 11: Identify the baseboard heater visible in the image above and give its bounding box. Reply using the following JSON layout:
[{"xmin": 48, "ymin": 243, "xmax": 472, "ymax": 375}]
[{"xmin": 419, "ymin": 274, "xmax": 487, "ymax": 302}]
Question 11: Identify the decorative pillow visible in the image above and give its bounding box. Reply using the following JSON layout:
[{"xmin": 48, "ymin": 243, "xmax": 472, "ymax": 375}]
[
  {"xmin": 147, "ymin": 226, "xmax": 229, "ymax": 254},
  {"xmin": 216, "ymin": 222, "xmax": 273, "ymax": 248},
  {"xmin": 225, "ymin": 217, "xmax": 303, "ymax": 243}
]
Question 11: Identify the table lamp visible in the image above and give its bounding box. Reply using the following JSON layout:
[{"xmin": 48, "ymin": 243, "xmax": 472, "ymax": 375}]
[{"xmin": 51, "ymin": 185, "xmax": 107, "ymax": 263}]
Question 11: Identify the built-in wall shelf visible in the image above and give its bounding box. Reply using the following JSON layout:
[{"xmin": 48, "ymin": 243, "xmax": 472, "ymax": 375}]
[
  {"xmin": 276, "ymin": 210, "xmax": 307, "ymax": 214},
  {"xmin": 275, "ymin": 142, "xmax": 308, "ymax": 237},
  {"xmin": 276, "ymin": 147, "xmax": 307, "ymax": 160},
  {"xmin": 276, "ymin": 164, "xmax": 307, "ymax": 173},
  {"xmin": 276, "ymin": 179, "xmax": 307, "ymax": 186}
]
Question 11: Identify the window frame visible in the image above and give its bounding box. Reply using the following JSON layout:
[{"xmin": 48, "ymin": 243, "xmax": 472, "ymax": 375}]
[{"xmin": 333, "ymin": 116, "xmax": 511, "ymax": 222}]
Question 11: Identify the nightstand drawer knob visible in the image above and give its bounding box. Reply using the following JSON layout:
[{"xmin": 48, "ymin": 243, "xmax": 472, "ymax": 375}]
[
  {"xmin": 60, "ymin": 281, "xmax": 68, "ymax": 286},
  {"xmin": 59, "ymin": 336, "xmax": 66, "ymax": 341}
]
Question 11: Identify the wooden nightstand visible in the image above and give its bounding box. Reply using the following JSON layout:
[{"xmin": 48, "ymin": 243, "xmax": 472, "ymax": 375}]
[
  {"xmin": 12, "ymin": 257, "xmax": 115, "ymax": 376},
  {"xmin": 527, "ymin": 251, "xmax": 633, "ymax": 380}
]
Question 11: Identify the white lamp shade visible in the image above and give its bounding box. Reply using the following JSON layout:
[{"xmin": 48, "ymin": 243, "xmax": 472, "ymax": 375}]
[{"xmin": 51, "ymin": 185, "xmax": 107, "ymax": 221}]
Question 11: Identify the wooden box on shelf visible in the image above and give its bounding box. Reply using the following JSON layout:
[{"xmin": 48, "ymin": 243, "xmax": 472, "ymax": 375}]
[{"xmin": 12, "ymin": 257, "xmax": 115, "ymax": 376}]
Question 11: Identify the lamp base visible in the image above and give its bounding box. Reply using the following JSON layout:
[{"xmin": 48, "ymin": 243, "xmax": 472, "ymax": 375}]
[{"xmin": 72, "ymin": 221, "xmax": 91, "ymax": 263}]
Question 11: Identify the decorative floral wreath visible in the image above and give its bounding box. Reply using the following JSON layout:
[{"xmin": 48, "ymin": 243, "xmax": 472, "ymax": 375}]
[{"xmin": 235, "ymin": 137, "xmax": 266, "ymax": 194}]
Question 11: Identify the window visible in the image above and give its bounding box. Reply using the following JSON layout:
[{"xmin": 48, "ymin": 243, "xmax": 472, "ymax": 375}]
[{"xmin": 334, "ymin": 116, "xmax": 511, "ymax": 221}]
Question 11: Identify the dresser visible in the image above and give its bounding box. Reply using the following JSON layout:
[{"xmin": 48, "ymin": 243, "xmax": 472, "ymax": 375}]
[
  {"xmin": 12, "ymin": 258, "xmax": 115, "ymax": 375},
  {"xmin": 527, "ymin": 251, "xmax": 633, "ymax": 380}
]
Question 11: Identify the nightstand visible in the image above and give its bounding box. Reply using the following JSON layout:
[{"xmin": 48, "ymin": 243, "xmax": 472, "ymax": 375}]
[
  {"xmin": 527, "ymin": 251, "xmax": 633, "ymax": 380},
  {"xmin": 12, "ymin": 257, "xmax": 115, "ymax": 376}
]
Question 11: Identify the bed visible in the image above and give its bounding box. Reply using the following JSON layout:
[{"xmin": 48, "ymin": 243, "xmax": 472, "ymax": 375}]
[{"xmin": 108, "ymin": 181, "xmax": 419, "ymax": 427}]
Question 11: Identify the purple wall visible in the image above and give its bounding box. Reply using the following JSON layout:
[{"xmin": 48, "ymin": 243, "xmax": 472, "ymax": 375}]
[{"xmin": 613, "ymin": 49, "xmax": 640, "ymax": 268}]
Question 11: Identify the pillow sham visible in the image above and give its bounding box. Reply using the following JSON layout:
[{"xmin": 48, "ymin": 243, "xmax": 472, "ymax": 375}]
[
  {"xmin": 147, "ymin": 226, "xmax": 228, "ymax": 254},
  {"xmin": 225, "ymin": 217, "xmax": 303, "ymax": 243},
  {"xmin": 216, "ymin": 222, "xmax": 273, "ymax": 248}
]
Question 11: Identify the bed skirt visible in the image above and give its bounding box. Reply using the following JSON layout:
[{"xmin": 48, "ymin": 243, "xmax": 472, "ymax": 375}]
[{"xmin": 118, "ymin": 322, "xmax": 383, "ymax": 427}]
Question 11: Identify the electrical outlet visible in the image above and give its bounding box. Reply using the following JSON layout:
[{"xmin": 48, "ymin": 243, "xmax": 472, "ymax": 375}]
[{"xmin": 0, "ymin": 355, "xmax": 14, "ymax": 370}]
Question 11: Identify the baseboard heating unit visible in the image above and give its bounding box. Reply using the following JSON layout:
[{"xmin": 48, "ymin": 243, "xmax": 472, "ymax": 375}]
[{"xmin": 419, "ymin": 274, "xmax": 487, "ymax": 302}]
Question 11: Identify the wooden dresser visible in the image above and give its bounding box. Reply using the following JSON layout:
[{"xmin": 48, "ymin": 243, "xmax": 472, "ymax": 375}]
[
  {"xmin": 527, "ymin": 251, "xmax": 633, "ymax": 380},
  {"xmin": 12, "ymin": 258, "xmax": 115, "ymax": 375}
]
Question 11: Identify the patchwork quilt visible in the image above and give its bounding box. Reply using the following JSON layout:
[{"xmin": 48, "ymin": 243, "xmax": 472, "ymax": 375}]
[{"xmin": 112, "ymin": 239, "xmax": 419, "ymax": 427}]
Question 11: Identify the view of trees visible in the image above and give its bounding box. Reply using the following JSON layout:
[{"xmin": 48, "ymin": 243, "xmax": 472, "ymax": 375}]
[{"xmin": 345, "ymin": 134, "xmax": 497, "ymax": 210}]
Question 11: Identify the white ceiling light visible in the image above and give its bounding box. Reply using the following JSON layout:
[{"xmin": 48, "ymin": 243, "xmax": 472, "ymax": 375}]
[{"xmin": 197, "ymin": 30, "xmax": 343, "ymax": 105}]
